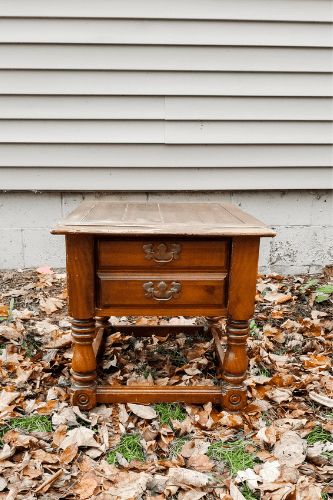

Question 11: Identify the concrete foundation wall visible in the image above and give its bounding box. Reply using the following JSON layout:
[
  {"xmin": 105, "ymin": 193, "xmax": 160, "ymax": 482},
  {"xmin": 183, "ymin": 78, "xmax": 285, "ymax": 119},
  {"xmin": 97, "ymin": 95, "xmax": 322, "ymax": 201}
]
[{"xmin": 1, "ymin": 190, "xmax": 332, "ymax": 274}]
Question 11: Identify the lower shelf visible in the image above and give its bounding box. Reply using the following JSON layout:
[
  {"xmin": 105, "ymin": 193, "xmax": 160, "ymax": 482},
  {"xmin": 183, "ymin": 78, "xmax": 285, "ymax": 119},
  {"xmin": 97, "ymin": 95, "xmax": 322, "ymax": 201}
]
[{"xmin": 96, "ymin": 384, "xmax": 222, "ymax": 404}]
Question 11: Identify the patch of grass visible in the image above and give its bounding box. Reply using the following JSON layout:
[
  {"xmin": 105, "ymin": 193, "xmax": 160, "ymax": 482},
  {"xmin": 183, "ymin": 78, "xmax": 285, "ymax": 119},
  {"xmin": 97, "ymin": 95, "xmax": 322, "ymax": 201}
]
[
  {"xmin": 299, "ymin": 279, "xmax": 318, "ymax": 293},
  {"xmin": 10, "ymin": 415, "xmax": 52, "ymax": 433},
  {"xmin": 0, "ymin": 425, "xmax": 11, "ymax": 446},
  {"xmin": 306, "ymin": 426, "xmax": 333, "ymax": 445},
  {"xmin": 249, "ymin": 320, "xmax": 260, "ymax": 339},
  {"xmin": 21, "ymin": 333, "xmax": 42, "ymax": 358},
  {"xmin": 314, "ymin": 283, "xmax": 333, "ymax": 303},
  {"xmin": 107, "ymin": 433, "xmax": 145, "ymax": 464},
  {"xmin": 0, "ymin": 415, "xmax": 52, "ymax": 447},
  {"xmin": 240, "ymin": 483, "xmax": 260, "ymax": 500},
  {"xmin": 155, "ymin": 344, "xmax": 187, "ymax": 367},
  {"xmin": 184, "ymin": 330, "xmax": 209, "ymax": 346},
  {"xmin": 154, "ymin": 403, "xmax": 186, "ymax": 427},
  {"xmin": 169, "ymin": 436, "xmax": 189, "ymax": 458},
  {"xmin": 136, "ymin": 362, "xmax": 157, "ymax": 380},
  {"xmin": 257, "ymin": 363, "xmax": 271, "ymax": 377},
  {"xmin": 207, "ymin": 440, "xmax": 256, "ymax": 476}
]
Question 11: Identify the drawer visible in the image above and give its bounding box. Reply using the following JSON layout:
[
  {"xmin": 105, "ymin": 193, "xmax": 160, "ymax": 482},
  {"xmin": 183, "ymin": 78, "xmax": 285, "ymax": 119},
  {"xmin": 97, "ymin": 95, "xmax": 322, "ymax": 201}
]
[
  {"xmin": 96, "ymin": 272, "xmax": 228, "ymax": 315},
  {"xmin": 97, "ymin": 238, "xmax": 229, "ymax": 271}
]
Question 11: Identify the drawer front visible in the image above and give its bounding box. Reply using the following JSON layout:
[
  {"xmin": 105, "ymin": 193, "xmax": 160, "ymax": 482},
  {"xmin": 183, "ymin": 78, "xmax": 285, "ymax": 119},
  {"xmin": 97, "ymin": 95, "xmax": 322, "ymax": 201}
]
[
  {"xmin": 97, "ymin": 273, "xmax": 227, "ymax": 313},
  {"xmin": 97, "ymin": 239, "xmax": 229, "ymax": 271}
]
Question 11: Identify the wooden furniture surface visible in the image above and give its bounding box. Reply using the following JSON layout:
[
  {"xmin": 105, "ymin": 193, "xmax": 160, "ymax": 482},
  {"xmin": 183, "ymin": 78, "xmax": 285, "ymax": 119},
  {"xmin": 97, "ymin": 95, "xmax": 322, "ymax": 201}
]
[{"xmin": 51, "ymin": 201, "xmax": 275, "ymax": 411}]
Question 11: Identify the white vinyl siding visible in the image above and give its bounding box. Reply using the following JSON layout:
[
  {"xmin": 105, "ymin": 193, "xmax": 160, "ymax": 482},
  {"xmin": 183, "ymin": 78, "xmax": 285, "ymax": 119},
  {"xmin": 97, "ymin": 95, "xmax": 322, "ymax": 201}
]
[{"xmin": 0, "ymin": 0, "xmax": 332, "ymax": 191}]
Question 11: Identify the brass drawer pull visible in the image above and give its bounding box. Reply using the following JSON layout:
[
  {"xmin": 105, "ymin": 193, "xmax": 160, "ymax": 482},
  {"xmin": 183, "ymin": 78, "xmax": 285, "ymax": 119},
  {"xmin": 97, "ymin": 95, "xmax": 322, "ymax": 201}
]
[
  {"xmin": 143, "ymin": 281, "xmax": 182, "ymax": 301},
  {"xmin": 143, "ymin": 243, "xmax": 181, "ymax": 263}
]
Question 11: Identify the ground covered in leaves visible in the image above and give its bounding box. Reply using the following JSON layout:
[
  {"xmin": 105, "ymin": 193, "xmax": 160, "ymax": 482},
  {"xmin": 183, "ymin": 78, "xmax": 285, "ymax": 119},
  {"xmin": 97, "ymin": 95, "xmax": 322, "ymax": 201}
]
[{"xmin": 0, "ymin": 266, "xmax": 332, "ymax": 499}]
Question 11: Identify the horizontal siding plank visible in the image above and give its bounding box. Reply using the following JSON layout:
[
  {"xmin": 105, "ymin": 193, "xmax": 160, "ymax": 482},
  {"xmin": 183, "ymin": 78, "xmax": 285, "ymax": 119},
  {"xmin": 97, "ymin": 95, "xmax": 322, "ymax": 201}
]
[
  {"xmin": 0, "ymin": 96, "xmax": 331, "ymax": 120},
  {"xmin": 0, "ymin": 120, "xmax": 164, "ymax": 143},
  {"xmin": 0, "ymin": 71, "xmax": 331, "ymax": 96},
  {"xmin": 0, "ymin": 96, "xmax": 165, "ymax": 119},
  {"xmin": 0, "ymin": 167, "xmax": 331, "ymax": 190},
  {"xmin": 0, "ymin": 0, "xmax": 330, "ymax": 22},
  {"xmin": 0, "ymin": 19, "xmax": 331, "ymax": 47},
  {"xmin": 0, "ymin": 45, "xmax": 331, "ymax": 72},
  {"xmin": 0, "ymin": 144, "xmax": 331, "ymax": 167},
  {"xmin": 0, "ymin": 120, "xmax": 331, "ymax": 144},
  {"xmin": 166, "ymin": 97, "xmax": 333, "ymax": 120},
  {"xmin": 166, "ymin": 121, "xmax": 332, "ymax": 144}
]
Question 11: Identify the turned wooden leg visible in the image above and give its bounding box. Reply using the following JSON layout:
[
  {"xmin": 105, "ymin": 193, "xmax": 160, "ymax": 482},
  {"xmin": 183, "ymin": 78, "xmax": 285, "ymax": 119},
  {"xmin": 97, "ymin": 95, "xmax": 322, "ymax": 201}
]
[
  {"xmin": 221, "ymin": 318, "xmax": 249, "ymax": 411},
  {"xmin": 71, "ymin": 318, "xmax": 97, "ymax": 410},
  {"xmin": 221, "ymin": 237, "xmax": 260, "ymax": 411},
  {"xmin": 95, "ymin": 316, "xmax": 110, "ymax": 330}
]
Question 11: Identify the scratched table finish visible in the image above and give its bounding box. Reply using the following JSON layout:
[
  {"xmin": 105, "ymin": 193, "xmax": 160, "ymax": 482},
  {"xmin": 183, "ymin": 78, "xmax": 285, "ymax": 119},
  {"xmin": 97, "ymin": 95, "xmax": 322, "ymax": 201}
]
[{"xmin": 51, "ymin": 202, "xmax": 276, "ymax": 411}]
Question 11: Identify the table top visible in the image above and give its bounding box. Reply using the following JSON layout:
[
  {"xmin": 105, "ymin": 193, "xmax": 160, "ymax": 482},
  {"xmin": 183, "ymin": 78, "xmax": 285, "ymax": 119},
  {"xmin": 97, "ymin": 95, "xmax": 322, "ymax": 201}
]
[{"xmin": 51, "ymin": 201, "xmax": 276, "ymax": 237}]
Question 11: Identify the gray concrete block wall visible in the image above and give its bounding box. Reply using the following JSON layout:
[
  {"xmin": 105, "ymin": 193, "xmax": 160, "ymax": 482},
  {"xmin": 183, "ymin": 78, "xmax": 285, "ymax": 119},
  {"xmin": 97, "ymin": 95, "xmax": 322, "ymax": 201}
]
[{"xmin": 0, "ymin": 190, "xmax": 332, "ymax": 274}]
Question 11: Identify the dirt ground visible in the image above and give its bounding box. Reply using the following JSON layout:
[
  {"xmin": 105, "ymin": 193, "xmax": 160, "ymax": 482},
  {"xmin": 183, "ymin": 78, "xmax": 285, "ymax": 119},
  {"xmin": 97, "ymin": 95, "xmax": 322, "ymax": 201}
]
[{"xmin": 0, "ymin": 266, "xmax": 332, "ymax": 499}]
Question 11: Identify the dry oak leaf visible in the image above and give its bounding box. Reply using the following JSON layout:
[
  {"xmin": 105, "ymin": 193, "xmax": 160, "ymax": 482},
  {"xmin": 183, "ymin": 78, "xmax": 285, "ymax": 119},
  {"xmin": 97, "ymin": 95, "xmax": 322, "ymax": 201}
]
[
  {"xmin": 230, "ymin": 481, "xmax": 247, "ymax": 500},
  {"xmin": 39, "ymin": 296, "xmax": 64, "ymax": 314},
  {"xmin": 0, "ymin": 325, "xmax": 22, "ymax": 341},
  {"xmin": 127, "ymin": 403, "xmax": 157, "ymax": 420},
  {"xmin": 167, "ymin": 467, "xmax": 212, "ymax": 488},
  {"xmin": 219, "ymin": 412, "xmax": 244, "ymax": 428},
  {"xmin": 196, "ymin": 402, "xmax": 214, "ymax": 429},
  {"xmin": 258, "ymin": 484, "xmax": 294, "ymax": 499},
  {"xmin": 274, "ymin": 418, "xmax": 307, "ymax": 432},
  {"xmin": 172, "ymin": 416, "xmax": 194, "ymax": 436},
  {"xmin": 107, "ymin": 471, "xmax": 152, "ymax": 499},
  {"xmin": 12, "ymin": 308, "xmax": 35, "ymax": 320},
  {"xmin": 36, "ymin": 265, "xmax": 54, "ymax": 274},
  {"xmin": 180, "ymin": 439, "xmax": 210, "ymax": 459},
  {"xmin": 187, "ymin": 454, "xmax": 215, "ymax": 472},
  {"xmin": 258, "ymin": 460, "xmax": 281, "ymax": 483},
  {"xmin": 264, "ymin": 292, "xmax": 292, "ymax": 304},
  {"xmin": 3, "ymin": 429, "xmax": 38, "ymax": 449},
  {"xmin": 303, "ymin": 354, "xmax": 331, "ymax": 370},
  {"xmin": 295, "ymin": 476, "xmax": 322, "ymax": 500},
  {"xmin": 59, "ymin": 443, "xmax": 79, "ymax": 464},
  {"xmin": 0, "ymin": 390, "xmax": 20, "ymax": 412},
  {"xmin": 31, "ymin": 449, "xmax": 59, "ymax": 464},
  {"xmin": 52, "ymin": 406, "xmax": 78, "ymax": 427},
  {"xmin": 22, "ymin": 461, "xmax": 43, "ymax": 480},
  {"xmin": 44, "ymin": 332, "xmax": 71, "ymax": 349},
  {"xmin": 308, "ymin": 391, "xmax": 333, "ymax": 408},
  {"xmin": 74, "ymin": 471, "xmax": 100, "ymax": 500},
  {"xmin": 236, "ymin": 468, "xmax": 261, "ymax": 490},
  {"xmin": 256, "ymin": 425, "xmax": 277, "ymax": 445},
  {"xmin": 35, "ymin": 320, "xmax": 58, "ymax": 335},
  {"xmin": 60, "ymin": 426, "xmax": 100, "ymax": 449},
  {"xmin": 118, "ymin": 403, "xmax": 130, "ymax": 424},
  {"xmin": 0, "ymin": 443, "xmax": 16, "ymax": 461},
  {"xmin": 0, "ymin": 304, "xmax": 8, "ymax": 317},
  {"xmin": 273, "ymin": 431, "xmax": 306, "ymax": 467},
  {"xmin": 0, "ymin": 476, "xmax": 7, "ymax": 492},
  {"xmin": 179, "ymin": 491, "xmax": 207, "ymax": 500},
  {"xmin": 267, "ymin": 388, "xmax": 293, "ymax": 404}
]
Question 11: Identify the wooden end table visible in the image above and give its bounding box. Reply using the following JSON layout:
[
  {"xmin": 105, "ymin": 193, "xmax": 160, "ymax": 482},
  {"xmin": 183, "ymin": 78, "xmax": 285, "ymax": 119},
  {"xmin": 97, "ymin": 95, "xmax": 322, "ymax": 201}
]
[{"xmin": 51, "ymin": 201, "xmax": 275, "ymax": 411}]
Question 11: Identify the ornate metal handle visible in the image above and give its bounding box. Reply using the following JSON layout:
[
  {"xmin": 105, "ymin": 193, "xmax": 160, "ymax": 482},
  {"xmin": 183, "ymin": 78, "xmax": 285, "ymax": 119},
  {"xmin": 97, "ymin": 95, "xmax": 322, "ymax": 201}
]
[
  {"xmin": 143, "ymin": 281, "xmax": 182, "ymax": 301},
  {"xmin": 143, "ymin": 243, "xmax": 181, "ymax": 263}
]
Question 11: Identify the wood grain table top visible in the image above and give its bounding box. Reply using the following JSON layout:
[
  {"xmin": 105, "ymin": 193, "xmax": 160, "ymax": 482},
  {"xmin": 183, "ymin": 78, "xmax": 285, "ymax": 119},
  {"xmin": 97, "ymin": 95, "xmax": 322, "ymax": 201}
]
[{"xmin": 51, "ymin": 201, "xmax": 276, "ymax": 237}]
